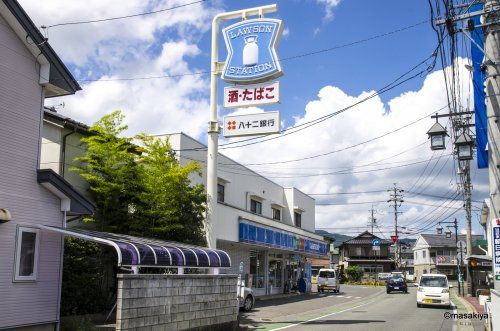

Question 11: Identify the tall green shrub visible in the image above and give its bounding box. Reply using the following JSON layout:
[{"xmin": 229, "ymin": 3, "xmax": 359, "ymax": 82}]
[{"xmin": 345, "ymin": 265, "xmax": 364, "ymax": 282}]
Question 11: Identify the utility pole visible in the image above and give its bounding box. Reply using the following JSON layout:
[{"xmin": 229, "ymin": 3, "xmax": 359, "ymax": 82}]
[
  {"xmin": 388, "ymin": 184, "xmax": 404, "ymax": 269},
  {"xmin": 484, "ymin": 0, "xmax": 500, "ymax": 310},
  {"xmin": 369, "ymin": 205, "xmax": 377, "ymax": 234},
  {"xmin": 464, "ymin": 160, "xmax": 473, "ymax": 296}
]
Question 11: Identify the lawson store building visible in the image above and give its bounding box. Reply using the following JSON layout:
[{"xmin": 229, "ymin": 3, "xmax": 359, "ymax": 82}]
[{"xmin": 165, "ymin": 132, "xmax": 329, "ymax": 296}]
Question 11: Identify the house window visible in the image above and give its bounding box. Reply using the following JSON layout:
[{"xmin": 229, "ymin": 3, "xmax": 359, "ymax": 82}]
[
  {"xmin": 250, "ymin": 199, "xmax": 262, "ymax": 214},
  {"xmin": 355, "ymin": 247, "xmax": 362, "ymax": 256},
  {"xmin": 294, "ymin": 212, "xmax": 302, "ymax": 227},
  {"xmin": 217, "ymin": 184, "xmax": 225, "ymax": 203},
  {"xmin": 272, "ymin": 207, "xmax": 281, "ymax": 221},
  {"xmin": 422, "ymin": 251, "xmax": 426, "ymax": 259},
  {"xmin": 14, "ymin": 227, "xmax": 40, "ymax": 281}
]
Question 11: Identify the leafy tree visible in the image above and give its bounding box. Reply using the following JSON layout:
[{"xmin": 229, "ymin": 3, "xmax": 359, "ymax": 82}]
[
  {"xmin": 72, "ymin": 110, "xmax": 141, "ymax": 233},
  {"xmin": 72, "ymin": 111, "xmax": 206, "ymax": 244},
  {"xmin": 345, "ymin": 265, "xmax": 364, "ymax": 283},
  {"xmin": 134, "ymin": 134, "xmax": 207, "ymax": 245},
  {"xmin": 61, "ymin": 237, "xmax": 114, "ymax": 316}
]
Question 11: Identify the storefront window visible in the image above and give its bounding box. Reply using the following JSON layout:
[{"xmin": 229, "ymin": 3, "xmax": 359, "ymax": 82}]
[
  {"xmin": 250, "ymin": 251, "xmax": 265, "ymax": 288},
  {"xmin": 268, "ymin": 260, "xmax": 283, "ymax": 288}
]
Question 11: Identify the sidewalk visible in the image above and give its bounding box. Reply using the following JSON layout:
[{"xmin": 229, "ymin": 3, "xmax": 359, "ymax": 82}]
[{"xmin": 450, "ymin": 289, "xmax": 486, "ymax": 331}]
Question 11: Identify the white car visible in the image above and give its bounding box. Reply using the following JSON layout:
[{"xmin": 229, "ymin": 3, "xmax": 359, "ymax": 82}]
[
  {"xmin": 416, "ymin": 273, "xmax": 452, "ymax": 308},
  {"xmin": 238, "ymin": 286, "xmax": 255, "ymax": 311},
  {"xmin": 317, "ymin": 268, "xmax": 339, "ymax": 293}
]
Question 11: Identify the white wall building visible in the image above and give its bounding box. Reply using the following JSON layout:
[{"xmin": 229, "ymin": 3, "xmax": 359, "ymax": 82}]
[{"xmin": 166, "ymin": 133, "xmax": 328, "ymax": 296}]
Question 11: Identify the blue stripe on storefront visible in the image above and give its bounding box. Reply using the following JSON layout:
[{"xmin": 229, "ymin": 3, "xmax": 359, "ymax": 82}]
[{"xmin": 238, "ymin": 221, "xmax": 327, "ymax": 255}]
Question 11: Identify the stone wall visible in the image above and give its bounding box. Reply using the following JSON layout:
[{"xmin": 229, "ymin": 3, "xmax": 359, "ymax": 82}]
[{"xmin": 116, "ymin": 274, "xmax": 239, "ymax": 330}]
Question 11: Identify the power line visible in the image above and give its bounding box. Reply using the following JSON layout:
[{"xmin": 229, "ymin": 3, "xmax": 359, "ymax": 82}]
[
  {"xmin": 164, "ymin": 45, "xmax": 442, "ymax": 154},
  {"xmin": 227, "ymin": 107, "xmax": 445, "ymax": 165},
  {"xmin": 43, "ymin": 0, "xmax": 205, "ymax": 29}
]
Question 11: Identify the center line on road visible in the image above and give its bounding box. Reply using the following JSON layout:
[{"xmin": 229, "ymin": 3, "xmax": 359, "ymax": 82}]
[{"xmin": 268, "ymin": 297, "xmax": 380, "ymax": 331}]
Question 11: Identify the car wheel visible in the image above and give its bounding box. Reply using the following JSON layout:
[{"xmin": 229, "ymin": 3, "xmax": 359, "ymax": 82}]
[
  {"xmin": 404, "ymin": 290, "xmax": 408, "ymax": 294},
  {"xmin": 417, "ymin": 303, "xmax": 422, "ymax": 308},
  {"xmin": 243, "ymin": 295, "xmax": 253, "ymax": 311},
  {"xmin": 387, "ymin": 290, "xmax": 390, "ymax": 294}
]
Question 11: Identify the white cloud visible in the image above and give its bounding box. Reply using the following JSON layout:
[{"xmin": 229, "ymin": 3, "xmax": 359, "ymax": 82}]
[
  {"xmin": 282, "ymin": 27, "xmax": 290, "ymax": 39},
  {"xmin": 17, "ymin": 0, "xmax": 222, "ymax": 138},
  {"xmin": 20, "ymin": 0, "xmax": 218, "ymax": 66},
  {"xmin": 316, "ymin": 0, "xmax": 342, "ymax": 22}
]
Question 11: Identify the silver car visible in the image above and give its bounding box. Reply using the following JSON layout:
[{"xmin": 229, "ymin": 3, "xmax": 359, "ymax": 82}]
[{"xmin": 238, "ymin": 286, "xmax": 255, "ymax": 311}]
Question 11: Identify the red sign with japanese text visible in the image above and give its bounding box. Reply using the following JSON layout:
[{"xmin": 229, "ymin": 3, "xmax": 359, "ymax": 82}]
[{"xmin": 223, "ymin": 81, "xmax": 280, "ymax": 109}]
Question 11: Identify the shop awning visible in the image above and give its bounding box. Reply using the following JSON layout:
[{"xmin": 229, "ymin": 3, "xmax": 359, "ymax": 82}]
[{"xmin": 38, "ymin": 225, "xmax": 231, "ymax": 268}]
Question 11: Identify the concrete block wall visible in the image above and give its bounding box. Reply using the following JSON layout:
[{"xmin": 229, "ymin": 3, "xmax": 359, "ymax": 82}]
[{"xmin": 116, "ymin": 274, "xmax": 239, "ymax": 331}]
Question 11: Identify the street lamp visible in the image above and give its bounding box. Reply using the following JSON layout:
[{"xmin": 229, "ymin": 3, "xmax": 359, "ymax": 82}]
[
  {"xmin": 426, "ymin": 117, "xmax": 448, "ymax": 150},
  {"xmin": 455, "ymin": 132, "xmax": 474, "ymax": 161},
  {"xmin": 445, "ymin": 228, "xmax": 452, "ymax": 238},
  {"xmin": 436, "ymin": 223, "xmax": 443, "ymax": 235},
  {"xmin": 436, "ymin": 219, "xmax": 464, "ymax": 296}
]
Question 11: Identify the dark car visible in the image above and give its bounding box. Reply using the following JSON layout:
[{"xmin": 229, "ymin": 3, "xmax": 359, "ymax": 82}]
[{"xmin": 386, "ymin": 277, "xmax": 408, "ymax": 294}]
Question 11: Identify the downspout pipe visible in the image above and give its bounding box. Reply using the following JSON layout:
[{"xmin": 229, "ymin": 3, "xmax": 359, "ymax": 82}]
[{"xmin": 60, "ymin": 125, "xmax": 76, "ymax": 177}]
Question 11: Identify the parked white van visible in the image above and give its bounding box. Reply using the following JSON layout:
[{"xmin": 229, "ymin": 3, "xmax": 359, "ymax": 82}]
[
  {"xmin": 416, "ymin": 273, "xmax": 452, "ymax": 308},
  {"xmin": 317, "ymin": 269, "xmax": 339, "ymax": 293}
]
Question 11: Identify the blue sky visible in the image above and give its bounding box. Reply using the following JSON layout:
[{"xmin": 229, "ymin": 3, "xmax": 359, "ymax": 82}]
[{"xmin": 21, "ymin": 0, "xmax": 489, "ymax": 237}]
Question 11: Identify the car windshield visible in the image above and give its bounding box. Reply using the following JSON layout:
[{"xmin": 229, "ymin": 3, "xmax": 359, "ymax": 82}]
[
  {"xmin": 319, "ymin": 271, "xmax": 335, "ymax": 278},
  {"xmin": 390, "ymin": 277, "xmax": 404, "ymax": 283},
  {"xmin": 420, "ymin": 276, "xmax": 448, "ymax": 287}
]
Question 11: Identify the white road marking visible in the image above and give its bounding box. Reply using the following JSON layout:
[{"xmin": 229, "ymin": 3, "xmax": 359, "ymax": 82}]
[
  {"xmin": 451, "ymin": 301, "xmax": 457, "ymax": 331},
  {"xmin": 361, "ymin": 287, "xmax": 368, "ymax": 288},
  {"xmin": 355, "ymin": 296, "xmax": 361, "ymax": 299},
  {"xmin": 269, "ymin": 298, "xmax": 379, "ymax": 331},
  {"xmin": 337, "ymin": 295, "xmax": 344, "ymax": 297},
  {"xmin": 345, "ymin": 296, "xmax": 352, "ymax": 298}
]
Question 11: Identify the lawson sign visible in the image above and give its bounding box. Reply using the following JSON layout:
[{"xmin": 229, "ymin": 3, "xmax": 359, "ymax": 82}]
[
  {"xmin": 222, "ymin": 18, "xmax": 283, "ymax": 84},
  {"xmin": 239, "ymin": 220, "xmax": 328, "ymax": 255}
]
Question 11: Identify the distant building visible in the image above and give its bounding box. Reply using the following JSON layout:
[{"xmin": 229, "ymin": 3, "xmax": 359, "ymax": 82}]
[
  {"xmin": 338, "ymin": 231, "xmax": 394, "ymax": 277},
  {"xmin": 413, "ymin": 233, "xmax": 484, "ymax": 282},
  {"xmin": 389, "ymin": 239, "xmax": 416, "ymax": 277}
]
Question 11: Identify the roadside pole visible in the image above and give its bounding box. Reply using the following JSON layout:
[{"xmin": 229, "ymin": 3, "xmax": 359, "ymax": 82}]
[
  {"xmin": 484, "ymin": 0, "xmax": 500, "ymax": 327},
  {"xmin": 465, "ymin": 160, "xmax": 473, "ymax": 296},
  {"xmin": 206, "ymin": 5, "xmax": 278, "ymax": 249}
]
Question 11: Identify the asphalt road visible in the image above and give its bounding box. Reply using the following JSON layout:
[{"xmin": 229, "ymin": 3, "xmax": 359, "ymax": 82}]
[{"xmin": 239, "ymin": 285, "xmax": 455, "ymax": 331}]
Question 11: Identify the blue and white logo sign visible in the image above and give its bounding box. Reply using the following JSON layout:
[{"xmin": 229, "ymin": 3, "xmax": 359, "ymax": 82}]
[
  {"xmin": 372, "ymin": 239, "xmax": 381, "ymax": 246},
  {"xmin": 221, "ymin": 18, "xmax": 283, "ymax": 84}
]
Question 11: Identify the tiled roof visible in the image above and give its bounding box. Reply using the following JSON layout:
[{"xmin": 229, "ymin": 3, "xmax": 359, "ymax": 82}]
[
  {"xmin": 341, "ymin": 231, "xmax": 392, "ymax": 246},
  {"xmin": 420, "ymin": 234, "xmax": 484, "ymax": 247}
]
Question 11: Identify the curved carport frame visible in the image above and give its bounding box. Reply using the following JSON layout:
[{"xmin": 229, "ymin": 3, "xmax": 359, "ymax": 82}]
[{"xmin": 38, "ymin": 225, "xmax": 231, "ymax": 274}]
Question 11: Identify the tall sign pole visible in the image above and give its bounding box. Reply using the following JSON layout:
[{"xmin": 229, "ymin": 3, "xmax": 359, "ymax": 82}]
[{"xmin": 206, "ymin": 4, "xmax": 278, "ymax": 249}]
